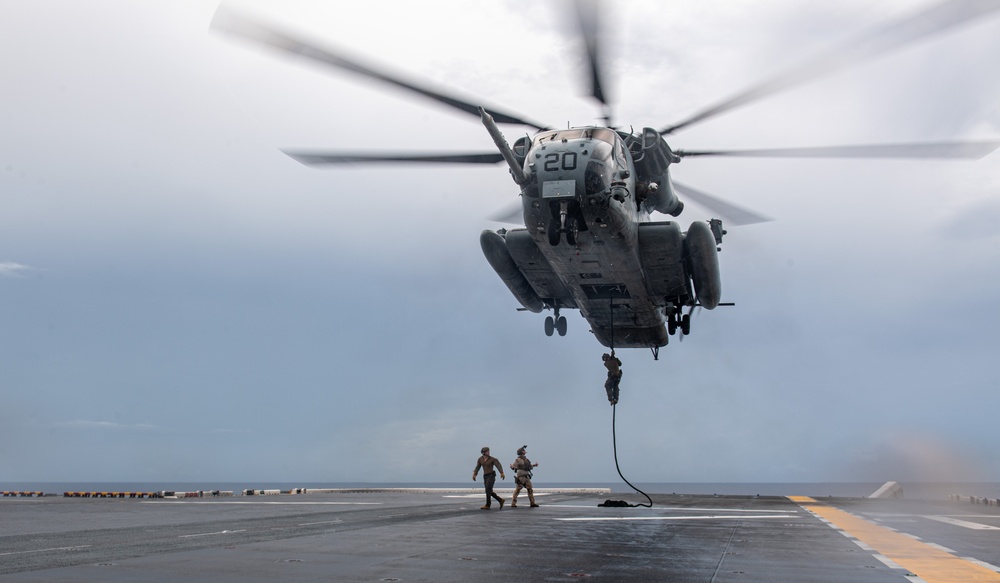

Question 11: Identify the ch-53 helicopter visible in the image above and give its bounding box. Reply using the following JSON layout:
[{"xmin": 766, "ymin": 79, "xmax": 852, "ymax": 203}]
[{"xmin": 212, "ymin": 1, "xmax": 999, "ymax": 359}]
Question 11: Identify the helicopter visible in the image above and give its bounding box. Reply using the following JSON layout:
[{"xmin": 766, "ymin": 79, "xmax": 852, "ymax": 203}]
[{"xmin": 211, "ymin": 1, "xmax": 1000, "ymax": 359}]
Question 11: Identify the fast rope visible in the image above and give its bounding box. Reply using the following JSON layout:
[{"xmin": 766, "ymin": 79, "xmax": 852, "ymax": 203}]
[
  {"xmin": 599, "ymin": 291, "xmax": 653, "ymax": 509},
  {"xmin": 600, "ymin": 402, "xmax": 653, "ymax": 508}
]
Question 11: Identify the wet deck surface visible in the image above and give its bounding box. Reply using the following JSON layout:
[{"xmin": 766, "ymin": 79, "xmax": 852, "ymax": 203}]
[{"xmin": 3, "ymin": 490, "xmax": 999, "ymax": 582}]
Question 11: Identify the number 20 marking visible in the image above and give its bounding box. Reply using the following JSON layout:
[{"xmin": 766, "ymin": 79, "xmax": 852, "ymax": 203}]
[{"xmin": 543, "ymin": 152, "xmax": 578, "ymax": 171}]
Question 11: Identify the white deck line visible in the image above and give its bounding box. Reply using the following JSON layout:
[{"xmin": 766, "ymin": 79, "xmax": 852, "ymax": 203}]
[{"xmin": 923, "ymin": 515, "xmax": 1000, "ymax": 530}]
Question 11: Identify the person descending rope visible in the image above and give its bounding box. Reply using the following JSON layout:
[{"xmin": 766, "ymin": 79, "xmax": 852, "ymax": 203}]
[{"xmin": 602, "ymin": 350, "xmax": 622, "ymax": 405}]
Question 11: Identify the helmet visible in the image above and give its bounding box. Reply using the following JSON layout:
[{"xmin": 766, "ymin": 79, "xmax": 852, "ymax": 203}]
[
  {"xmin": 481, "ymin": 446, "xmax": 490, "ymax": 454},
  {"xmin": 517, "ymin": 447, "xmax": 526, "ymax": 455}
]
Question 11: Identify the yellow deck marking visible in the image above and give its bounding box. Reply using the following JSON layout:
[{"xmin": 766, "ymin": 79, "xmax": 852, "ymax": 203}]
[{"xmin": 789, "ymin": 496, "xmax": 1000, "ymax": 583}]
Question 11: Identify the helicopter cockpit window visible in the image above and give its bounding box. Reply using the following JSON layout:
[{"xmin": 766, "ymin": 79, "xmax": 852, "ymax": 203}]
[
  {"xmin": 584, "ymin": 141, "xmax": 614, "ymax": 195},
  {"xmin": 614, "ymin": 138, "xmax": 628, "ymax": 171},
  {"xmin": 533, "ymin": 127, "xmax": 618, "ymax": 147}
]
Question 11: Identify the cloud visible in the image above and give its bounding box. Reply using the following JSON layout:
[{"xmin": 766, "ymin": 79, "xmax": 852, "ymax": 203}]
[{"xmin": 0, "ymin": 261, "xmax": 35, "ymax": 277}]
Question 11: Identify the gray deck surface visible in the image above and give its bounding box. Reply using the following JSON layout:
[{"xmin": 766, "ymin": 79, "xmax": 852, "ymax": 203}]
[{"xmin": 3, "ymin": 489, "xmax": 999, "ymax": 582}]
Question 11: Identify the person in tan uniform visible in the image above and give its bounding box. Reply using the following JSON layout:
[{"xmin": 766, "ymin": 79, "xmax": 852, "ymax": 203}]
[
  {"xmin": 472, "ymin": 446, "xmax": 506, "ymax": 510},
  {"xmin": 510, "ymin": 445, "xmax": 539, "ymax": 508},
  {"xmin": 603, "ymin": 351, "xmax": 622, "ymax": 405}
]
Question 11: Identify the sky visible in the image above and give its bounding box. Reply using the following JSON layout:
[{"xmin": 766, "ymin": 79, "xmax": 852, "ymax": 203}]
[{"xmin": 2, "ymin": 0, "xmax": 999, "ymax": 486}]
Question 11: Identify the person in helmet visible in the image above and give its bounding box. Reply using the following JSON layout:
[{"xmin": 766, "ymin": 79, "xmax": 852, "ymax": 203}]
[
  {"xmin": 472, "ymin": 446, "xmax": 506, "ymax": 510},
  {"xmin": 510, "ymin": 445, "xmax": 539, "ymax": 508},
  {"xmin": 603, "ymin": 351, "xmax": 622, "ymax": 405}
]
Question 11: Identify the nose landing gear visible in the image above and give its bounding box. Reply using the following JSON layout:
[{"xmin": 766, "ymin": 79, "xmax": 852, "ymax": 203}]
[{"xmin": 547, "ymin": 200, "xmax": 579, "ymax": 246}]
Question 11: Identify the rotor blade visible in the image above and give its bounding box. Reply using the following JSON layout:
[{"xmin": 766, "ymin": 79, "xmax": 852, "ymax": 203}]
[
  {"xmin": 211, "ymin": 5, "xmax": 550, "ymax": 131},
  {"xmin": 675, "ymin": 140, "xmax": 1000, "ymax": 160},
  {"xmin": 661, "ymin": 0, "xmax": 1000, "ymax": 135},
  {"xmin": 282, "ymin": 151, "xmax": 505, "ymax": 166},
  {"xmin": 487, "ymin": 201, "xmax": 526, "ymax": 225},
  {"xmin": 574, "ymin": 0, "xmax": 609, "ymax": 107},
  {"xmin": 672, "ymin": 181, "xmax": 772, "ymax": 226}
]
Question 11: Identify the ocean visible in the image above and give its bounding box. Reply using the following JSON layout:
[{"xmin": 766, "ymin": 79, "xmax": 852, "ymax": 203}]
[{"xmin": 3, "ymin": 482, "xmax": 999, "ymax": 499}]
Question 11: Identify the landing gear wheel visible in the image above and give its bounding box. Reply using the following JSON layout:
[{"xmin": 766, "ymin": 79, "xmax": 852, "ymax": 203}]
[
  {"xmin": 548, "ymin": 225, "xmax": 560, "ymax": 246},
  {"xmin": 544, "ymin": 316, "xmax": 555, "ymax": 336},
  {"xmin": 566, "ymin": 218, "xmax": 578, "ymax": 246},
  {"xmin": 681, "ymin": 314, "xmax": 691, "ymax": 336},
  {"xmin": 556, "ymin": 316, "xmax": 567, "ymax": 336},
  {"xmin": 667, "ymin": 315, "xmax": 677, "ymax": 336}
]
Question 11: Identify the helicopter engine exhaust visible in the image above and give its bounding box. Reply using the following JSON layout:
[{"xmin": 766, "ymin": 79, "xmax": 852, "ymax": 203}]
[
  {"xmin": 684, "ymin": 221, "xmax": 722, "ymax": 310},
  {"xmin": 480, "ymin": 230, "xmax": 544, "ymax": 313}
]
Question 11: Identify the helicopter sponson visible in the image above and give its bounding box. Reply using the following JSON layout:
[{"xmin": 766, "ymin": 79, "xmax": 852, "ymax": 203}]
[
  {"xmin": 682, "ymin": 220, "xmax": 721, "ymax": 310},
  {"xmin": 481, "ymin": 217, "xmax": 722, "ymax": 348}
]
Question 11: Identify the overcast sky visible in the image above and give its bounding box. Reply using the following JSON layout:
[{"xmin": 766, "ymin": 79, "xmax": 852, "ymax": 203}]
[{"xmin": 2, "ymin": 0, "xmax": 999, "ymax": 486}]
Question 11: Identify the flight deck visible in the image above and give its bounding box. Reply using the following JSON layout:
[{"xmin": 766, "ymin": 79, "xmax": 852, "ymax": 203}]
[{"xmin": 2, "ymin": 488, "xmax": 1000, "ymax": 582}]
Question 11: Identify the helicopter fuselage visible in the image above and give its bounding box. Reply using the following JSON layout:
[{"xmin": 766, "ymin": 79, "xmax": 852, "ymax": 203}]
[{"xmin": 481, "ymin": 126, "xmax": 723, "ymax": 351}]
